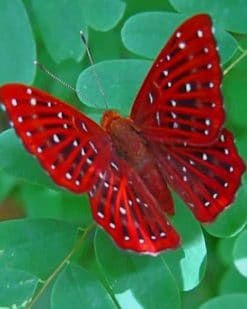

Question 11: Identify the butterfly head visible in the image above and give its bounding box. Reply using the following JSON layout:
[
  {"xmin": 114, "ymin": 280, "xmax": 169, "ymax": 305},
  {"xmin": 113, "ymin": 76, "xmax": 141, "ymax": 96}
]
[{"xmin": 101, "ymin": 110, "xmax": 121, "ymax": 132}]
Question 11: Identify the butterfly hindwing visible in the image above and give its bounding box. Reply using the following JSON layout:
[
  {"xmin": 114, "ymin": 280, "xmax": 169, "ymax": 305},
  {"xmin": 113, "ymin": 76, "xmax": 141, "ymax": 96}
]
[
  {"xmin": 131, "ymin": 14, "xmax": 224, "ymax": 146},
  {"xmin": 0, "ymin": 84, "xmax": 113, "ymax": 193},
  {"xmin": 152, "ymin": 129, "xmax": 245, "ymax": 222},
  {"xmin": 89, "ymin": 153, "xmax": 180, "ymax": 254}
]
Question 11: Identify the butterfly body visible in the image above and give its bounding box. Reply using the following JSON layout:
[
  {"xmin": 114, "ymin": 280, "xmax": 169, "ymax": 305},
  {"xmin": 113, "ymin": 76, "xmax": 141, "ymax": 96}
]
[
  {"xmin": 0, "ymin": 14, "xmax": 245, "ymax": 255},
  {"xmin": 102, "ymin": 110, "xmax": 175, "ymax": 215}
]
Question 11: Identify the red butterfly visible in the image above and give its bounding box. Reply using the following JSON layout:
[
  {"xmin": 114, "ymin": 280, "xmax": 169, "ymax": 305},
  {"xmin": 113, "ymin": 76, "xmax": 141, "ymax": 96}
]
[{"xmin": 0, "ymin": 14, "xmax": 245, "ymax": 255}]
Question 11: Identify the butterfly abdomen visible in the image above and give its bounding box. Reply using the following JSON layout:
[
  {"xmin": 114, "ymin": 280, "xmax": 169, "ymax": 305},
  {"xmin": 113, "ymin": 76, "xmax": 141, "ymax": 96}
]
[{"xmin": 103, "ymin": 112, "xmax": 174, "ymax": 215}]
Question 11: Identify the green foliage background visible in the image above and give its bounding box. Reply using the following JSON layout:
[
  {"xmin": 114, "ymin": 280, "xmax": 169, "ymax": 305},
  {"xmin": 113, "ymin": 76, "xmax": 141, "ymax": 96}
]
[{"xmin": 0, "ymin": 0, "xmax": 246, "ymax": 308}]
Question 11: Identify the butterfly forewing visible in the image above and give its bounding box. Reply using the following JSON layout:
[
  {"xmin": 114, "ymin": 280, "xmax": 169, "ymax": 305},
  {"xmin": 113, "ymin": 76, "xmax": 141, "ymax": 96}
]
[
  {"xmin": 89, "ymin": 153, "xmax": 180, "ymax": 254},
  {"xmin": 0, "ymin": 84, "xmax": 113, "ymax": 193},
  {"xmin": 152, "ymin": 129, "xmax": 245, "ymax": 222},
  {"xmin": 131, "ymin": 14, "xmax": 224, "ymax": 146}
]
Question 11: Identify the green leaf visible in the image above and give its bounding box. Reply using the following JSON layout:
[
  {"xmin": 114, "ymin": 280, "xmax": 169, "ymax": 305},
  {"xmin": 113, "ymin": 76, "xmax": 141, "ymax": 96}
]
[
  {"xmin": 83, "ymin": 0, "xmax": 126, "ymax": 31},
  {"xmin": 0, "ymin": 218, "xmax": 78, "ymax": 278},
  {"xmin": 0, "ymin": 267, "xmax": 39, "ymax": 308},
  {"xmin": 0, "ymin": 129, "xmax": 61, "ymax": 190},
  {"xmin": 0, "ymin": 0, "xmax": 36, "ymax": 84},
  {"xmin": 76, "ymin": 59, "xmax": 151, "ymax": 114},
  {"xmin": 204, "ymin": 173, "xmax": 247, "ymax": 238},
  {"xmin": 0, "ymin": 170, "xmax": 18, "ymax": 202},
  {"xmin": 163, "ymin": 194, "xmax": 207, "ymax": 291},
  {"xmin": 199, "ymin": 294, "xmax": 247, "ymax": 309},
  {"xmin": 223, "ymin": 56, "xmax": 247, "ymax": 131},
  {"xmin": 51, "ymin": 263, "xmax": 116, "ymax": 309},
  {"xmin": 31, "ymin": 0, "xmax": 87, "ymax": 63},
  {"xmin": 233, "ymin": 229, "xmax": 247, "ymax": 277},
  {"xmin": 169, "ymin": 0, "xmax": 247, "ymax": 33},
  {"xmin": 21, "ymin": 183, "xmax": 92, "ymax": 226},
  {"xmin": 219, "ymin": 267, "xmax": 247, "ymax": 294},
  {"xmin": 121, "ymin": 12, "xmax": 237, "ymax": 64},
  {"xmin": 95, "ymin": 229, "xmax": 181, "ymax": 309},
  {"xmin": 217, "ymin": 236, "xmax": 237, "ymax": 267}
]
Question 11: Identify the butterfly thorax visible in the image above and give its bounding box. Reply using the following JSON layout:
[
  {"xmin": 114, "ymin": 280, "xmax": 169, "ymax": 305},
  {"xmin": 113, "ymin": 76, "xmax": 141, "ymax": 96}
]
[{"xmin": 101, "ymin": 110, "xmax": 149, "ymax": 166}]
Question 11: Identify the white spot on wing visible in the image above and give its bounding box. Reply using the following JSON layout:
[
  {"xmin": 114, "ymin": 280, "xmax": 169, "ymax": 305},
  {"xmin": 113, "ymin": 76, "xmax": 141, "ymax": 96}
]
[
  {"xmin": 110, "ymin": 161, "xmax": 119, "ymax": 171},
  {"xmin": 197, "ymin": 30, "xmax": 204, "ymax": 38},
  {"xmin": 109, "ymin": 222, "xmax": 115, "ymax": 229},
  {"xmin": 185, "ymin": 83, "xmax": 191, "ymax": 92},
  {"xmin": 81, "ymin": 122, "xmax": 88, "ymax": 132},
  {"xmin": 86, "ymin": 158, "xmax": 92, "ymax": 165},
  {"xmin": 166, "ymin": 54, "xmax": 171, "ymax": 61},
  {"xmin": 213, "ymin": 193, "xmax": 218, "ymax": 199},
  {"xmin": 17, "ymin": 116, "xmax": 23, "ymax": 123},
  {"xmin": 170, "ymin": 100, "xmax": 176, "ymax": 107},
  {"xmin": 73, "ymin": 140, "xmax": 79, "ymax": 147},
  {"xmin": 89, "ymin": 141, "xmax": 98, "ymax": 153},
  {"xmin": 224, "ymin": 182, "xmax": 229, "ymax": 188},
  {"xmin": 58, "ymin": 112, "xmax": 63, "ymax": 119},
  {"xmin": 11, "ymin": 98, "xmax": 18, "ymax": 106},
  {"xmin": 30, "ymin": 98, "xmax": 37, "ymax": 106},
  {"xmin": 171, "ymin": 112, "xmax": 177, "ymax": 119},
  {"xmin": 156, "ymin": 111, "xmax": 161, "ymax": 126},
  {"xmin": 104, "ymin": 181, "xmax": 109, "ymax": 188},
  {"xmin": 97, "ymin": 211, "xmax": 104, "ymax": 218},
  {"xmin": 163, "ymin": 70, "xmax": 169, "ymax": 76},
  {"xmin": 81, "ymin": 148, "xmax": 86, "ymax": 156},
  {"xmin": 220, "ymin": 134, "xmax": 225, "ymax": 142},
  {"xmin": 53, "ymin": 134, "xmax": 60, "ymax": 143},
  {"xmin": 148, "ymin": 92, "xmax": 154, "ymax": 104},
  {"xmin": 120, "ymin": 207, "xmax": 126, "ymax": 215},
  {"xmin": 178, "ymin": 41, "xmax": 186, "ymax": 49},
  {"xmin": 65, "ymin": 172, "xmax": 72, "ymax": 180}
]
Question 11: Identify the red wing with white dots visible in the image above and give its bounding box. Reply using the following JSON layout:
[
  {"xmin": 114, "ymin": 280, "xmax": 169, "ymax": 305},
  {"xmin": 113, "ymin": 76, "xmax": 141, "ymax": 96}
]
[
  {"xmin": 89, "ymin": 153, "xmax": 180, "ymax": 255},
  {"xmin": 131, "ymin": 14, "xmax": 224, "ymax": 146},
  {"xmin": 0, "ymin": 84, "xmax": 112, "ymax": 193},
  {"xmin": 153, "ymin": 129, "xmax": 245, "ymax": 222}
]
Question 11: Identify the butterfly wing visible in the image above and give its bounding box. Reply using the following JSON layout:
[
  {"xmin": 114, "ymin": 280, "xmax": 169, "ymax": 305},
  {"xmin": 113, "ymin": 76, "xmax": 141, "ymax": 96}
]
[
  {"xmin": 152, "ymin": 129, "xmax": 245, "ymax": 222},
  {"xmin": 131, "ymin": 14, "xmax": 224, "ymax": 146},
  {"xmin": 0, "ymin": 84, "xmax": 112, "ymax": 193},
  {"xmin": 89, "ymin": 152, "xmax": 180, "ymax": 254}
]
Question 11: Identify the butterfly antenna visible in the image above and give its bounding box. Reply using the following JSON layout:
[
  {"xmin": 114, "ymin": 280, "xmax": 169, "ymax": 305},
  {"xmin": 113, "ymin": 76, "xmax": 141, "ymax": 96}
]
[
  {"xmin": 34, "ymin": 60, "xmax": 77, "ymax": 92},
  {"xmin": 80, "ymin": 30, "xmax": 109, "ymax": 109}
]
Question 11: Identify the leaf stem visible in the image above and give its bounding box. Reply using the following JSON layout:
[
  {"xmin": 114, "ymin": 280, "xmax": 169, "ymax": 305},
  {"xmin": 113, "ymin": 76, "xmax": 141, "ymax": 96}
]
[
  {"xmin": 28, "ymin": 222, "xmax": 95, "ymax": 308},
  {"xmin": 224, "ymin": 49, "xmax": 247, "ymax": 76}
]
